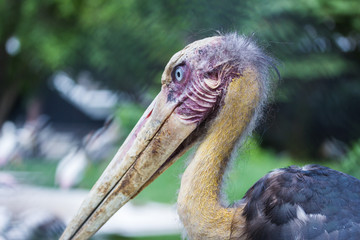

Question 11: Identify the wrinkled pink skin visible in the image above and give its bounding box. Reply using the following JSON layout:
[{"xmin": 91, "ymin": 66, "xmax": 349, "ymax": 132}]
[{"xmin": 166, "ymin": 49, "xmax": 229, "ymax": 124}]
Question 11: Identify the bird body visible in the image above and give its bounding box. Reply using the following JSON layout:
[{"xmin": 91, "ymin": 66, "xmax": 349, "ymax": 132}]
[
  {"xmin": 61, "ymin": 33, "xmax": 360, "ymax": 240},
  {"xmin": 242, "ymin": 165, "xmax": 360, "ymax": 240}
]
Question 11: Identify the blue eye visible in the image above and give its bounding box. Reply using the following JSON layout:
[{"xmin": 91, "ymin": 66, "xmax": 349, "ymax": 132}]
[{"xmin": 175, "ymin": 66, "xmax": 184, "ymax": 81}]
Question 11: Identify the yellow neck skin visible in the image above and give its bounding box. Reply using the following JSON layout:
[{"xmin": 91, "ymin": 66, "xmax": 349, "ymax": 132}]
[{"xmin": 177, "ymin": 69, "xmax": 260, "ymax": 240}]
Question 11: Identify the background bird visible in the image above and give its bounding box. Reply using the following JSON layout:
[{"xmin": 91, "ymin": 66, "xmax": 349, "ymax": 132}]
[
  {"xmin": 0, "ymin": 209, "xmax": 65, "ymax": 240},
  {"xmin": 60, "ymin": 33, "xmax": 360, "ymax": 240},
  {"xmin": 55, "ymin": 117, "xmax": 121, "ymax": 189},
  {"xmin": 0, "ymin": 173, "xmax": 65, "ymax": 240},
  {"xmin": 0, "ymin": 122, "xmax": 18, "ymax": 167},
  {"xmin": 55, "ymin": 147, "xmax": 88, "ymax": 190}
]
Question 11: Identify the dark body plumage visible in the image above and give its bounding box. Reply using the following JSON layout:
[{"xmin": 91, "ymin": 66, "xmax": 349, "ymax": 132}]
[{"xmin": 241, "ymin": 165, "xmax": 360, "ymax": 240}]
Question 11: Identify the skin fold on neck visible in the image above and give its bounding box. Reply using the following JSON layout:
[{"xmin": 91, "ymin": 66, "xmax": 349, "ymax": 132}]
[{"xmin": 177, "ymin": 68, "xmax": 261, "ymax": 239}]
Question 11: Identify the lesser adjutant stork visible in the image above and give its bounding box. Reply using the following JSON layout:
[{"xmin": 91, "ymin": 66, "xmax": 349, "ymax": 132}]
[{"xmin": 61, "ymin": 33, "xmax": 360, "ymax": 239}]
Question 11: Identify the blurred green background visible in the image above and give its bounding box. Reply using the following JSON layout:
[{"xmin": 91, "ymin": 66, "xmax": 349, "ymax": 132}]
[{"xmin": 1, "ymin": 0, "xmax": 360, "ymax": 239}]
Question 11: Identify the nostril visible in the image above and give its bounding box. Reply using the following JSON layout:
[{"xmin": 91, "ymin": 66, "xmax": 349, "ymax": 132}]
[{"xmin": 146, "ymin": 109, "xmax": 153, "ymax": 119}]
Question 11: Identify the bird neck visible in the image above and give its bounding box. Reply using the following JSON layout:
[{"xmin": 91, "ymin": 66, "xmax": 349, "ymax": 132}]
[{"xmin": 177, "ymin": 69, "xmax": 261, "ymax": 239}]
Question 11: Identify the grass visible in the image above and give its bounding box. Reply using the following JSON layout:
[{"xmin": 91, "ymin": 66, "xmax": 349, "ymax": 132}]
[{"xmin": 1, "ymin": 158, "xmax": 58, "ymax": 187}]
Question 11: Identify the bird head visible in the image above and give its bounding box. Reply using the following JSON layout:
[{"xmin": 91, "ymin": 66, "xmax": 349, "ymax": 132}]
[{"xmin": 61, "ymin": 33, "xmax": 275, "ymax": 239}]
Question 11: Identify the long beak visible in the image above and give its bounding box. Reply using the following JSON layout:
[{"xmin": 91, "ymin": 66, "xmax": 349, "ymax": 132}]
[{"xmin": 60, "ymin": 86, "xmax": 197, "ymax": 239}]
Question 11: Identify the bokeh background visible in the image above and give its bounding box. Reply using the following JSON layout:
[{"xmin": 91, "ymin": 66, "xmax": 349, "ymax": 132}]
[{"xmin": 1, "ymin": 0, "xmax": 360, "ymax": 239}]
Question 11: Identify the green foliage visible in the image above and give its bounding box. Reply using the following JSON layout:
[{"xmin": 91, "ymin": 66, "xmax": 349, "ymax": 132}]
[
  {"xmin": 1, "ymin": 0, "xmax": 360, "ymax": 157},
  {"xmin": 1, "ymin": 159, "xmax": 58, "ymax": 187},
  {"xmin": 115, "ymin": 103, "xmax": 145, "ymax": 137},
  {"xmin": 341, "ymin": 140, "xmax": 360, "ymax": 179}
]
